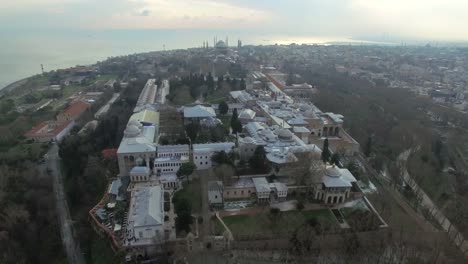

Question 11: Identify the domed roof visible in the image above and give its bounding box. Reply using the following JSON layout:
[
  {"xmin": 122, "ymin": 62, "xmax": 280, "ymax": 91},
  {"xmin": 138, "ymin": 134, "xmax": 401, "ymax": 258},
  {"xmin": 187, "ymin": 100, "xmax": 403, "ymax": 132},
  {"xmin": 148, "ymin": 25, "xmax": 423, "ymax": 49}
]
[
  {"xmin": 128, "ymin": 119, "xmax": 142, "ymax": 128},
  {"xmin": 215, "ymin": 40, "xmax": 227, "ymax": 49},
  {"xmin": 325, "ymin": 166, "xmax": 341, "ymax": 177},
  {"xmin": 277, "ymin": 128, "xmax": 292, "ymax": 139},
  {"xmin": 124, "ymin": 125, "xmax": 141, "ymax": 138},
  {"xmin": 304, "ymin": 109, "xmax": 317, "ymax": 118},
  {"xmin": 240, "ymin": 136, "xmax": 255, "ymax": 144},
  {"xmin": 299, "ymin": 104, "xmax": 312, "ymax": 112}
]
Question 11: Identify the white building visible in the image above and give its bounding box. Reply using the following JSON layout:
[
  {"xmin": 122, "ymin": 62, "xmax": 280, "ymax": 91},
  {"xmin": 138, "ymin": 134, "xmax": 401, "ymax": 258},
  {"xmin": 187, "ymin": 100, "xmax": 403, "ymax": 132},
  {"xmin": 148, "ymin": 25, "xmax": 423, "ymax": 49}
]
[
  {"xmin": 183, "ymin": 105, "xmax": 216, "ymax": 123},
  {"xmin": 117, "ymin": 120, "xmax": 157, "ymax": 176},
  {"xmin": 193, "ymin": 142, "xmax": 235, "ymax": 170},
  {"xmin": 252, "ymin": 177, "xmax": 288, "ymax": 203},
  {"xmin": 313, "ymin": 166, "xmax": 357, "ymax": 204},
  {"xmin": 130, "ymin": 166, "xmax": 151, "ymax": 182},
  {"xmin": 125, "ymin": 185, "xmax": 165, "ymax": 248},
  {"xmin": 156, "ymin": 145, "xmax": 190, "ymax": 158},
  {"xmin": 134, "ymin": 79, "xmax": 158, "ymax": 112},
  {"xmin": 153, "ymin": 156, "xmax": 189, "ymax": 175},
  {"xmin": 208, "ymin": 181, "xmax": 224, "ymax": 208},
  {"xmin": 252, "ymin": 177, "xmax": 271, "ymax": 202}
]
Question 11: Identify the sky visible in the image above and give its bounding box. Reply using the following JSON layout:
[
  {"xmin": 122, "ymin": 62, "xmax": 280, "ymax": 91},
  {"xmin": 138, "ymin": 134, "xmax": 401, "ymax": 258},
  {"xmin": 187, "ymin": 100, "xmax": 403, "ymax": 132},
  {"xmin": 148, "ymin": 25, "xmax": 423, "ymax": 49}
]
[{"xmin": 1, "ymin": 0, "xmax": 468, "ymax": 42}]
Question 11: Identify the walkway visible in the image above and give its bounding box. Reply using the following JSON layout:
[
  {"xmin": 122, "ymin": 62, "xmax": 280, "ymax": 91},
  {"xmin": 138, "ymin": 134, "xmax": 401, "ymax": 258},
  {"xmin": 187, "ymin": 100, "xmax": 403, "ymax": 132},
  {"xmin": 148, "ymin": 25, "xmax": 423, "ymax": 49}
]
[
  {"xmin": 398, "ymin": 149, "xmax": 468, "ymax": 256},
  {"xmin": 47, "ymin": 143, "xmax": 85, "ymax": 264}
]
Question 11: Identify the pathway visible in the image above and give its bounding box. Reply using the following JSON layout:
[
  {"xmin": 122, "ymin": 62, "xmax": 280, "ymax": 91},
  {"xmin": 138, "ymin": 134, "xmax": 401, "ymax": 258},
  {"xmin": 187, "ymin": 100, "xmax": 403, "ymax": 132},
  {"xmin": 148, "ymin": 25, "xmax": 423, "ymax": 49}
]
[
  {"xmin": 47, "ymin": 143, "xmax": 85, "ymax": 264},
  {"xmin": 397, "ymin": 149, "xmax": 468, "ymax": 256}
]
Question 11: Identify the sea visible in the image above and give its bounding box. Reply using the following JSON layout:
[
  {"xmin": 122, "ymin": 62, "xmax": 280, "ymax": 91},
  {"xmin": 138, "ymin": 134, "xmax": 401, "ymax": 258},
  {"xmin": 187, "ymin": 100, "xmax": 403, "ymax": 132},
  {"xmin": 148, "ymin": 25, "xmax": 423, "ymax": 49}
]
[{"xmin": 0, "ymin": 28, "xmax": 384, "ymax": 90}]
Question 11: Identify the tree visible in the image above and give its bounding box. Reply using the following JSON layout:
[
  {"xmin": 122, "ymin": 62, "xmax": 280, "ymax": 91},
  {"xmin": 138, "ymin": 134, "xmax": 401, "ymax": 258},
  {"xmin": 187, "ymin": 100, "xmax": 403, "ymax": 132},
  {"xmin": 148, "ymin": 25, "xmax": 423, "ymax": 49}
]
[
  {"xmin": 173, "ymin": 197, "xmax": 193, "ymax": 234},
  {"xmin": 364, "ymin": 136, "xmax": 372, "ymax": 157},
  {"xmin": 321, "ymin": 138, "xmax": 330, "ymax": 163},
  {"xmin": 330, "ymin": 152, "xmax": 341, "ymax": 166},
  {"xmin": 249, "ymin": 146, "xmax": 271, "ymax": 173},
  {"xmin": 218, "ymin": 101, "xmax": 229, "ymax": 115},
  {"xmin": 286, "ymin": 72, "xmax": 294, "ymax": 86},
  {"xmin": 185, "ymin": 123, "xmax": 199, "ymax": 142},
  {"xmin": 230, "ymin": 108, "xmax": 239, "ymax": 133},
  {"xmin": 240, "ymin": 78, "xmax": 246, "ymax": 90},
  {"xmin": 176, "ymin": 162, "xmax": 196, "ymax": 182},
  {"xmin": 211, "ymin": 151, "xmax": 233, "ymax": 165},
  {"xmin": 232, "ymin": 119, "xmax": 243, "ymax": 134}
]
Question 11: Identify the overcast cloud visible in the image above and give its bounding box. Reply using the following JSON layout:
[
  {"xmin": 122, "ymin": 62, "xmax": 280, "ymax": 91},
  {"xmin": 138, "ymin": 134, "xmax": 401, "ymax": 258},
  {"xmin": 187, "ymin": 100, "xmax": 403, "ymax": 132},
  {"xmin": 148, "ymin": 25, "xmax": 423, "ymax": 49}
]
[{"xmin": 1, "ymin": 0, "xmax": 467, "ymax": 41}]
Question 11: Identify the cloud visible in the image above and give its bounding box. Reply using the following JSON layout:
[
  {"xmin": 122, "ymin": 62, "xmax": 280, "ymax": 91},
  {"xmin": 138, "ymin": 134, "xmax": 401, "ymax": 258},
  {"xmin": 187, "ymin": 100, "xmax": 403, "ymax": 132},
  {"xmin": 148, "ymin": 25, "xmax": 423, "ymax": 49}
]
[
  {"xmin": 0, "ymin": 0, "xmax": 468, "ymax": 41},
  {"xmin": 138, "ymin": 9, "xmax": 151, "ymax": 16}
]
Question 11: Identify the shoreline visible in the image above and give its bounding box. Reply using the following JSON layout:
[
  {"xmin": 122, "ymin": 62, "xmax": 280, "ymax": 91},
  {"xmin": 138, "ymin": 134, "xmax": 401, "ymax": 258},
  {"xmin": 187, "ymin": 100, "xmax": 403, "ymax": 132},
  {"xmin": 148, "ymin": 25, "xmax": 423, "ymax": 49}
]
[{"xmin": 0, "ymin": 77, "xmax": 30, "ymax": 96}]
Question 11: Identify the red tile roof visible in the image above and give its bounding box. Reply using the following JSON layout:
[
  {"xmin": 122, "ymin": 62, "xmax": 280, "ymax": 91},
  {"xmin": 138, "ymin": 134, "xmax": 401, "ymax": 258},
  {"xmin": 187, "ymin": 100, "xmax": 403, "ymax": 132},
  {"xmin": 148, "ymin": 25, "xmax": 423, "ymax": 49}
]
[
  {"xmin": 62, "ymin": 101, "xmax": 90, "ymax": 119},
  {"xmin": 101, "ymin": 148, "xmax": 118, "ymax": 158},
  {"xmin": 25, "ymin": 120, "xmax": 73, "ymax": 138}
]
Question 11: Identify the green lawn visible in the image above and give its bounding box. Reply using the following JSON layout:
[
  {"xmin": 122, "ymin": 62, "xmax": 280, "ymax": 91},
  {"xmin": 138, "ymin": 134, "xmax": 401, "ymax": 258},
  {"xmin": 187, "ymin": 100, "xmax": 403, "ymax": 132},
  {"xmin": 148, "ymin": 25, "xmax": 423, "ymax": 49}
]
[
  {"xmin": 173, "ymin": 178, "xmax": 202, "ymax": 214},
  {"xmin": 221, "ymin": 209, "xmax": 335, "ymax": 238}
]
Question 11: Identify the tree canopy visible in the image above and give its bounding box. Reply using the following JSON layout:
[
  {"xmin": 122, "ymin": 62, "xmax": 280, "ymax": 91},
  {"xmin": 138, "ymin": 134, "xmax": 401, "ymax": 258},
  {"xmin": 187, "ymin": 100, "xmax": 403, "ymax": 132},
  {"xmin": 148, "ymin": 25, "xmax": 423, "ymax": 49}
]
[
  {"xmin": 249, "ymin": 146, "xmax": 271, "ymax": 173},
  {"xmin": 176, "ymin": 162, "xmax": 197, "ymax": 181}
]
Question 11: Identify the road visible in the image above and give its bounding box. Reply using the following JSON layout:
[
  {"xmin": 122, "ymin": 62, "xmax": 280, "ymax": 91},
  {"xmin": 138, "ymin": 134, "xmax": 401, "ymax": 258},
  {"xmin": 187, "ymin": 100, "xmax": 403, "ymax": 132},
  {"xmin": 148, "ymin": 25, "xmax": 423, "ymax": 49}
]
[
  {"xmin": 356, "ymin": 153, "xmax": 435, "ymax": 232},
  {"xmin": 397, "ymin": 149, "xmax": 468, "ymax": 256},
  {"xmin": 47, "ymin": 143, "xmax": 86, "ymax": 264}
]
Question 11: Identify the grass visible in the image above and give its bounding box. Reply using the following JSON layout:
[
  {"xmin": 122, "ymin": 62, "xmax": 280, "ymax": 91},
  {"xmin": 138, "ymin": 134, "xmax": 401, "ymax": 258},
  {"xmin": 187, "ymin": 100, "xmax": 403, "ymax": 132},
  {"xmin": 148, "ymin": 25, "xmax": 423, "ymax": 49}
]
[
  {"xmin": 88, "ymin": 235, "xmax": 121, "ymax": 264},
  {"xmin": 173, "ymin": 178, "xmax": 202, "ymax": 214},
  {"xmin": 221, "ymin": 209, "xmax": 335, "ymax": 238}
]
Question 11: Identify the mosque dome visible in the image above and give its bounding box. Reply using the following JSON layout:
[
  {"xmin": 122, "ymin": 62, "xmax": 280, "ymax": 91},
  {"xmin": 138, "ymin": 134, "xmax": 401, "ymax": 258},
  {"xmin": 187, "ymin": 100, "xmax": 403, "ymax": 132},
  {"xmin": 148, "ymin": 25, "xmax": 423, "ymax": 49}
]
[
  {"xmin": 325, "ymin": 166, "xmax": 341, "ymax": 177},
  {"xmin": 304, "ymin": 109, "xmax": 317, "ymax": 119},
  {"xmin": 215, "ymin": 40, "xmax": 227, "ymax": 49},
  {"xmin": 124, "ymin": 125, "xmax": 140, "ymax": 138},
  {"xmin": 277, "ymin": 129, "xmax": 293, "ymax": 140}
]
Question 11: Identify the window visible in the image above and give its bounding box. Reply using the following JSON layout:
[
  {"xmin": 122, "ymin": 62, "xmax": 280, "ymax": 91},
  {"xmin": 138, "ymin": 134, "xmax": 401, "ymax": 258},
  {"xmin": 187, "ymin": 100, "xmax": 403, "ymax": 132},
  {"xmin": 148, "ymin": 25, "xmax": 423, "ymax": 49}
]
[
  {"xmin": 215, "ymin": 195, "xmax": 218, "ymax": 199},
  {"xmin": 241, "ymin": 191, "xmax": 244, "ymax": 194},
  {"xmin": 200, "ymin": 162, "xmax": 203, "ymax": 165},
  {"xmin": 234, "ymin": 191, "xmax": 237, "ymax": 195},
  {"xmin": 227, "ymin": 191, "xmax": 230, "ymax": 195},
  {"xmin": 205, "ymin": 162, "xmax": 208, "ymax": 165},
  {"xmin": 248, "ymin": 190, "xmax": 251, "ymax": 193}
]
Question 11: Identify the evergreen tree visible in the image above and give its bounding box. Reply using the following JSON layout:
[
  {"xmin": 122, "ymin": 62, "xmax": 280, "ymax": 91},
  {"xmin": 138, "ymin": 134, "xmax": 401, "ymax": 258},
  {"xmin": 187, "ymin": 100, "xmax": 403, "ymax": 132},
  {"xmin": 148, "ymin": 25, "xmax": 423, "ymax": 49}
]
[
  {"xmin": 249, "ymin": 146, "xmax": 271, "ymax": 173},
  {"xmin": 207, "ymin": 72, "xmax": 214, "ymax": 91},
  {"xmin": 218, "ymin": 101, "xmax": 229, "ymax": 115},
  {"xmin": 331, "ymin": 153, "xmax": 341, "ymax": 166},
  {"xmin": 364, "ymin": 136, "xmax": 372, "ymax": 157},
  {"xmin": 230, "ymin": 108, "xmax": 239, "ymax": 131},
  {"xmin": 321, "ymin": 138, "xmax": 330, "ymax": 163},
  {"xmin": 240, "ymin": 78, "xmax": 246, "ymax": 90}
]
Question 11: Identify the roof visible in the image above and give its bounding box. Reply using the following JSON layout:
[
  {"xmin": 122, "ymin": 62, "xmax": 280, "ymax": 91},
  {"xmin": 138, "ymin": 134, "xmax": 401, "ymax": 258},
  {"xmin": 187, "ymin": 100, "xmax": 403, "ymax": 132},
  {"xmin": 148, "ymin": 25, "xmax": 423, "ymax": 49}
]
[
  {"xmin": 208, "ymin": 181, "xmax": 223, "ymax": 192},
  {"xmin": 101, "ymin": 148, "xmax": 118, "ymax": 158},
  {"xmin": 184, "ymin": 105, "xmax": 216, "ymax": 118},
  {"xmin": 321, "ymin": 166, "xmax": 356, "ymax": 188},
  {"xmin": 130, "ymin": 186, "xmax": 164, "ymax": 227},
  {"xmin": 24, "ymin": 120, "xmax": 74, "ymax": 138},
  {"xmin": 293, "ymin": 126, "xmax": 311, "ymax": 133},
  {"xmin": 239, "ymin": 109, "xmax": 256, "ymax": 120},
  {"xmin": 130, "ymin": 166, "xmax": 151, "ymax": 176},
  {"xmin": 61, "ymin": 101, "xmax": 90, "ymax": 119},
  {"xmin": 108, "ymin": 178, "xmax": 122, "ymax": 195},
  {"xmin": 129, "ymin": 110, "xmax": 160, "ymax": 125},
  {"xmin": 252, "ymin": 177, "xmax": 270, "ymax": 193}
]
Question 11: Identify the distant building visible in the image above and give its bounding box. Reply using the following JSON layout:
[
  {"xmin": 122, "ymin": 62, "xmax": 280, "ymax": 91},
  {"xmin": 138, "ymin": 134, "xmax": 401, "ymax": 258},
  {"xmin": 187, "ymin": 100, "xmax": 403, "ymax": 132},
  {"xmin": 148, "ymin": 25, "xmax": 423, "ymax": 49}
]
[
  {"xmin": 57, "ymin": 101, "xmax": 90, "ymax": 122},
  {"xmin": 193, "ymin": 142, "xmax": 235, "ymax": 170},
  {"xmin": 208, "ymin": 181, "xmax": 224, "ymax": 208},
  {"xmin": 125, "ymin": 186, "xmax": 165, "ymax": 250},
  {"xmin": 183, "ymin": 105, "xmax": 216, "ymax": 124},
  {"xmin": 313, "ymin": 166, "xmax": 357, "ymax": 204},
  {"xmin": 24, "ymin": 120, "xmax": 75, "ymax": 142}
]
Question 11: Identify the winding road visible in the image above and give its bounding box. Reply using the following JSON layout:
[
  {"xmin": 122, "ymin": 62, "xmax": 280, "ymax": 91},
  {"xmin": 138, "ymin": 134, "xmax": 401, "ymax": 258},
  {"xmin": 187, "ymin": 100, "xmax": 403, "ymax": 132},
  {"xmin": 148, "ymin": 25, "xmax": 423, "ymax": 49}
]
[{"xmin": 47, "ymin": 143, "xmax": 86, "ymax": 264}]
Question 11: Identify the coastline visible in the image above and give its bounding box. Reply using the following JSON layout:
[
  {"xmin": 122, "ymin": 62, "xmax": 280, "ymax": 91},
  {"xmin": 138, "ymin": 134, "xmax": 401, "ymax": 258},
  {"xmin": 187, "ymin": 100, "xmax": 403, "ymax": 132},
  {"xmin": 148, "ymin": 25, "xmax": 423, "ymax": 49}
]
[{"xmin": 0, "ymin": 77, "xmax": 30, "ymax": 95}]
